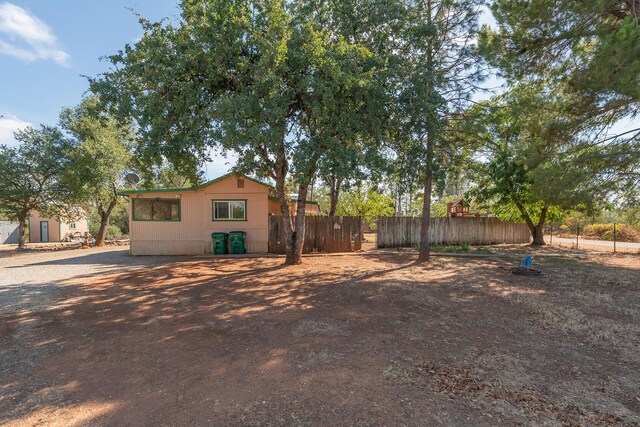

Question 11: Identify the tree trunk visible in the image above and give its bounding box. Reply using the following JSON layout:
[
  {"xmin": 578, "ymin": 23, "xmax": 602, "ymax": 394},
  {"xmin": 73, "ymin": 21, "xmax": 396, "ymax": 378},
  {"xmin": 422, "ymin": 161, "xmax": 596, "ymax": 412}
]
[
  {"xmin": 531, "ymin": 226, "xmax": 545, "ymax": 245},
  {"xmin": 95, "ymin": 199, "xmax": 117, "ymax": 247},
  {"xmin": 275, "ymin": 172, "xmax": 297, "ymax": 264},
  {"xmin": 328, "ymin": 176, "xmax": 343, "ymax": 219},
  {"xmin": 418, "ymin": 0, "xmax": 435, "ymax": 263},
  {"xmin": 516, "ymin": 202, "xmax": 547, "ymax": 246},
  {"xmin": 418, "ymin": 127, "xmax": 435, "ymax": 262},
  {"xmin": 289, "ymin": 184, "xmax": 311, "ymax": 264},
  {"xmin": 273, "ymin": 151, "xmax": 300, "ymax": 265},
  {"xmin": 277, "ymin": 182, "xmax": 310, "ymax": 265},
  {"xmin": 17, "ymin": 217, "xmax": 26, "ymax": 248},
  {"xmin": 531, "ymin": 205, "xmax": 548, "ymax": 246},
  {"xmin": 277, "ymin": 167, "xmax": 317, "ymax": 265}
]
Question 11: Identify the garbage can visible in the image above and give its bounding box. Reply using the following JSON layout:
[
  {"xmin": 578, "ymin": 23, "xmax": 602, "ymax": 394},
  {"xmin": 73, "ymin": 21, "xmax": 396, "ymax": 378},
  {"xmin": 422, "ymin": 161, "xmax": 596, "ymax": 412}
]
[
  {"xmin": 211, "ymin": 232, "xmax": 228, "ymax": 255},
  {"xmin": 228, "ymin": 231, "xmax": 246, "ymax": 254}
]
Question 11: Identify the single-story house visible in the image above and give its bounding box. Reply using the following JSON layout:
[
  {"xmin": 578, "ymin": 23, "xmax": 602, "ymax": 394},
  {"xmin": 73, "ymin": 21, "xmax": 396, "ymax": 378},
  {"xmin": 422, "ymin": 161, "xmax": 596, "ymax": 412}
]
[
  {"xmin": 29, "ymin": 210, "xmax": 89, "ymax": 243},
  {"xmin": 118, "ymin": 172, "xmax": 320, "ymax": 256}
]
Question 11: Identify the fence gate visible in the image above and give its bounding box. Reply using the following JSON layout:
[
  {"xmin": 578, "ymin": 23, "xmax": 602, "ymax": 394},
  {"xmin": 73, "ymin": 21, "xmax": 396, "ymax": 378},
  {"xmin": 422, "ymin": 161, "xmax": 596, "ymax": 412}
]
[{"xmin": 268, "ymin": 216, "xmax": 362, "ymax": 254}]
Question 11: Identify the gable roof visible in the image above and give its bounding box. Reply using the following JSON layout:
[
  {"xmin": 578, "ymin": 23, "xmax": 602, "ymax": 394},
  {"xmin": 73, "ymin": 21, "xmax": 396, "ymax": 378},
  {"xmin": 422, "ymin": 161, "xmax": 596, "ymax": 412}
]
[{"xmin": 116, "ymin": 172, "xmax": 273, "ymax": 196}]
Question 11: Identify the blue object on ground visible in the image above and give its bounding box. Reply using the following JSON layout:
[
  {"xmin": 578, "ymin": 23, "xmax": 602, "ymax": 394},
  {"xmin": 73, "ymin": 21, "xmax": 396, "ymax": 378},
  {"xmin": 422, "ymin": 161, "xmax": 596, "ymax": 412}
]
[{"xmin": 521, "ymin": 255, "xmax": 533, "ymax": 270}]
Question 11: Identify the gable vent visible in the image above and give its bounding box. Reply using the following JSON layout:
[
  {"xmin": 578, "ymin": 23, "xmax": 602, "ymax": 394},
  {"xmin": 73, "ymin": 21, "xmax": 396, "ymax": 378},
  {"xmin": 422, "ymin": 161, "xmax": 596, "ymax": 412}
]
[{"xmin": 237, "ymin": 178, "xmax": 245, "ymax": 188}]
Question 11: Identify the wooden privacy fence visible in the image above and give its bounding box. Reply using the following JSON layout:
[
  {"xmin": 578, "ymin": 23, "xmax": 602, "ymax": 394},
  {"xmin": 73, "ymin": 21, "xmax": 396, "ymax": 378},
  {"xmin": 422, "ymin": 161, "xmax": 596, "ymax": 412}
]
[
  {"xmin": 269, "ymin": 215, "xmax": 362, "ymax": 254},
  {"xmin": 377, "ymin": 217, "xmax": 530, "ymax": 248}
]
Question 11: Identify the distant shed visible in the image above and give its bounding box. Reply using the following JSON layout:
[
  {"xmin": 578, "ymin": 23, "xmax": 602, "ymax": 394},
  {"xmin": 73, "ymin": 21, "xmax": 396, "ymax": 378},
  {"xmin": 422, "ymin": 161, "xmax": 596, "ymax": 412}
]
[
  {"xmin": 0, "ymin": 221, "xmax": 19, "ymax": 244},
  {"xmin": 446, "ymin": 199, "xmax": 480, "ymax": 218}
]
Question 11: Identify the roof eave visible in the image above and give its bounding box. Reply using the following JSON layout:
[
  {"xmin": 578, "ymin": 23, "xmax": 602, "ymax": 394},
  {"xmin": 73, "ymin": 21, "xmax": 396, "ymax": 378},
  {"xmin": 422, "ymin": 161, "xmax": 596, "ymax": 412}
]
[{"xmin": 116, "ymin": 172, "xmax": 274, "ymax": 196}]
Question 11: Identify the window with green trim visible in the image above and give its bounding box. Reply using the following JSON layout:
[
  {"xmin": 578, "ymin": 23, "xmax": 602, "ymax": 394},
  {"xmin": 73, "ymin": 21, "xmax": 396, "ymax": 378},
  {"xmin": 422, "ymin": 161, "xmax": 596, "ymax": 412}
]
[
  {"xmin": 213, "ymin": 200, "xmax": 246, "ymax": 221},
  {"xmin": 133, "ymin": 199, "xmax": 181, "ymax": 221}
]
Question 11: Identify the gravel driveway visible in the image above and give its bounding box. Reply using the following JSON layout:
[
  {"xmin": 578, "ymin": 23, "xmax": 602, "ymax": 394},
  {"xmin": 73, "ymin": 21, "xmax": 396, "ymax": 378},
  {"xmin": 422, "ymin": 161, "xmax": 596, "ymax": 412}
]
[{"xmin": 0, "ymin": 246, "xmax": 168, "ymax": 314}]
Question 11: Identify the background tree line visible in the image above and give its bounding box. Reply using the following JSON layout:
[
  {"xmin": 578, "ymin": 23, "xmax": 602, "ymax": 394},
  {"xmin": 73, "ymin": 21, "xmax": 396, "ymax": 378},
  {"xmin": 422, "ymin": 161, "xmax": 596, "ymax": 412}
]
[{"xmin": 2, "ymin": 0, "xmax": 638, "ymax": 260}]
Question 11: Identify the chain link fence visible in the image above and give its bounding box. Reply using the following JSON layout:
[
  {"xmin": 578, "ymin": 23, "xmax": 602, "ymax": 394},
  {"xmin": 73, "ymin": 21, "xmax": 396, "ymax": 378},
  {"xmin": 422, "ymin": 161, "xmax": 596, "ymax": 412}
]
[{"xmin": 544, "ymin": 223, "xmax": 640, "ymax": 254}]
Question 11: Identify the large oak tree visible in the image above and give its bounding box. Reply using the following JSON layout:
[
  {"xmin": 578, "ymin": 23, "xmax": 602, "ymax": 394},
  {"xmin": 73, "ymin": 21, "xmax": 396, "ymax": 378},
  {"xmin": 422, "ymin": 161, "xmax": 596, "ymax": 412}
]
[
  {"xmin": 0, "ymin": 126, "xmax": 76, "ymax": 247},
  {"xmin": 60, "ymin": 95, "xmax": 134, "ymax": 247},
  {"xmin": 91, "ymin": 0, "xmax": 385, "ymax": 264}
]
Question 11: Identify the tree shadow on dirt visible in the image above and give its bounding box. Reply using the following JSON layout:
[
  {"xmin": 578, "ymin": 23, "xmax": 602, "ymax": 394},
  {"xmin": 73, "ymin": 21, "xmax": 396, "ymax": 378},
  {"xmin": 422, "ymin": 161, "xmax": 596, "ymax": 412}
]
[{"xmin": 1, "ymin": 253, "xmax": 638, "ymax": 425}]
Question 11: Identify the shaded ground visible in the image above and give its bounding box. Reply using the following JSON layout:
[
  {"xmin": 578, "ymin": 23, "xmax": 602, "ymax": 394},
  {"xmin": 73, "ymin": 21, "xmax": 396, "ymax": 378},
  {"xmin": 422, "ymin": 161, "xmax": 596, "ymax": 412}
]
[{"xmin": 1, "ymin": 247, "xmax": 639, "ymax": 426}]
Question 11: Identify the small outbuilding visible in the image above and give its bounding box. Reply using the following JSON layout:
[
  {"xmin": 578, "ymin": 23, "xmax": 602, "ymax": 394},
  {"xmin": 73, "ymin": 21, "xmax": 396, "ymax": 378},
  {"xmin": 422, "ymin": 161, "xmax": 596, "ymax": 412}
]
[
  {"xmin": 0, "ymin": 221, "xmax": 19, "ymax": 244},
  {"xmin": 29, "ymin": 210, "xmax": 89, "ymax": 243},
  {"xmin": 119, "ymin": 172, "xmax": 319, "ymax": 256},
  {"xmin": 446, "ymin": 199, "xmax": 480, "ymax": 218}
]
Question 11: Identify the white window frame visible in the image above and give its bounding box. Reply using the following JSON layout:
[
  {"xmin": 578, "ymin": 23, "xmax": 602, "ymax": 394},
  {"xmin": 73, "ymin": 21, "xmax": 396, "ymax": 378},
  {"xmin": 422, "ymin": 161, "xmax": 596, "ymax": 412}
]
[{"xmin": 212, "ymin": 200, "xmax": 247, "ymax": 221}]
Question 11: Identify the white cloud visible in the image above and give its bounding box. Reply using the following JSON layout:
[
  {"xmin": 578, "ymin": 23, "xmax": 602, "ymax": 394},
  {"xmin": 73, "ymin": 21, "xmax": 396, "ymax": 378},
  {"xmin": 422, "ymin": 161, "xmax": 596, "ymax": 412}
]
[
  {"xmin": 0, "ymin": 2, "xmax": 70, "ymax": 67},
  {"xmin": 0, "ymin": 113, "xmax": 32, "ymax": 146}
]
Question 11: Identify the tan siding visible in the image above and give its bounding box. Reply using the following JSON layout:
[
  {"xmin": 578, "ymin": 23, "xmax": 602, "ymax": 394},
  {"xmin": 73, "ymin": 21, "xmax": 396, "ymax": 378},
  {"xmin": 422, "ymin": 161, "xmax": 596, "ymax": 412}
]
[
  {"xmin": 60, "ymin": 217, "xmax": 88, "ymax": 238},
  {"xmin": 29, "ymin": 211, "xmax": 59, "ymax": 243},
  {"xmin": 29, "ymin": 211, "xmax": 88, "ymax": 243},
  {"xmin": 268, "ymin": 199, "xmax": 281, "ymax": 215},
  {"xmin": 128, "ymin": 173, "xmax": 271, "ymax": 255},
  {"xmin": 269, "ymin": 199, "xmax": 322, "ymax": 215}
]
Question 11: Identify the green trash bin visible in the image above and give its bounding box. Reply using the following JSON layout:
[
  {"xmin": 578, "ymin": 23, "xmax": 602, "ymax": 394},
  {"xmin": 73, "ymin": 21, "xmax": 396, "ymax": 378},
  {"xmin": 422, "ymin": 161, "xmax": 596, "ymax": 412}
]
[
  {"xmin": 211, "ymin": 232, "xmax": 228, "ymax": 255},
  {"xmin": 228, "ymin": 231, "xmax": 246, "ymax": 254}
]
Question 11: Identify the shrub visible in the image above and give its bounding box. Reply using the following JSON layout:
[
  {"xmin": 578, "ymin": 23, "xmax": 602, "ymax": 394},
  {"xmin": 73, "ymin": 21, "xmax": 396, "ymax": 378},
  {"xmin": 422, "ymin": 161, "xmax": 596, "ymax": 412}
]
[
  {"xmin": 582, "ymin": 223, "xmax": 640, "ymax": 242},
  {"xmin": 105, "ymin": 224, "xmax": 123, "ymax": 240}
]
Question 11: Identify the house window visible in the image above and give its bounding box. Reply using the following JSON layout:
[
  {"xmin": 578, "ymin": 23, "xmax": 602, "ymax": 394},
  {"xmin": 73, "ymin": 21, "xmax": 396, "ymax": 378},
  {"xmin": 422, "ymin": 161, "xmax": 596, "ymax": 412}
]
[
  {"xmin": 213, "ymin": 200, "xmax": 246, "ymax": 221},
  {"xmin": 133, "ymin": 199, "xmax": 181, "ymax": 221},
  {"xmin": 69, "ymin": 223, "xmax": 76, "ymax": 230}
]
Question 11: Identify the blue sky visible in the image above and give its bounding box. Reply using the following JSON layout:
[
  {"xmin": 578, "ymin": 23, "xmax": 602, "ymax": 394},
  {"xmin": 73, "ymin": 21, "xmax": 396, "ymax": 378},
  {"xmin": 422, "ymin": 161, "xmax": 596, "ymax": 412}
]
[
  {"xmin": 0, "ymin": 1, "xmax": 237, "ymax": 177},
  {"xmin": 0, "ymin": 1, "xmax": 181, "ymax": 124},
  {"xmin": 1, "ymin": 1, "xmax": 176, "ymax": 139}
]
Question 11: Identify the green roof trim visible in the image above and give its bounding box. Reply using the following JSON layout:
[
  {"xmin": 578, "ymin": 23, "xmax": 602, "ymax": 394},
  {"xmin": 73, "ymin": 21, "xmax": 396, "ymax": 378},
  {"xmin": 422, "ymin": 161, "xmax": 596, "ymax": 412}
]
[
  {"xmin": 117, "ymin": 172, "xmax": 274, "ymax": 195},
  {"xmin": 268, "ymin": 196, "xmax": 319, "ymax": 205}
]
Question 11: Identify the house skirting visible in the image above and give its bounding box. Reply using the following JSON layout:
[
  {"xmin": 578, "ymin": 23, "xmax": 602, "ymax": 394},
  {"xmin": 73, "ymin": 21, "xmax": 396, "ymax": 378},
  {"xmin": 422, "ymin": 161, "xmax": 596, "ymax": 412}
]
[{"xmin": 130, "ymin": 239, "xmax": 268, "ymax": 256}]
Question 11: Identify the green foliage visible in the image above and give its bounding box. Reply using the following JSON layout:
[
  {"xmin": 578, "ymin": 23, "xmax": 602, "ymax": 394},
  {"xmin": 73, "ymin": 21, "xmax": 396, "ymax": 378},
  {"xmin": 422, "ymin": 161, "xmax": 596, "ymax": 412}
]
[
  {"xmin": 90, "ymin": 0, "xmax": 395, "ymax": 261},
  {"xmin": 146, "ymin": 161, "xmax": 198, "ymax": 189},
  {"xmin": 91, "ymin": 0, "xmax": 386, "ymax": 184},
  {"xmin": 60, "ymin": 95, "xmax": 134, "ymax": 244},
  {"xmin": 480, "ymin": 0, "xmax": 640, "ymax": 116},
  {"xmin": 87, "ymin": 202, "xmax": 129, "ymax": 237},
  {"xmin": 582, "ymin": 224, "xmax": 639, "ymax": 243},
  {"xmin": 430, "ymin": 201, "xmax": 448, "ymax": 218},
  {"xmin": 89, "ymin": 219, "xmax": 123, "ymax": 240},
  {"xmin": 467, "ymin": 83, "xmax": 629, "ymax": 243},
  {"xmin": 108, "ymin": 203, "xmax": 129, "ymax": 235},
  {"xmin": 480, "ymin": 0, "xmax": 640, "ymax": 196},
  {"xmin": 492, "ymin": 202, "xmax": 565, "ymax": 226},
  {"xmin": 335, "ymin": 185, "xmax": 395, "ymax": 230},
  {"xmin": 382, "ymin": 0, "xmax": 487, "ymax": 259},
  {"xmin": 417, "ymin": 243, "xmax": 492, "ymax": 254},
  {"xmin": 60, "ymin": 95, "xmax": 133, "ymax": 204},
  {"xmin": 105, "ymin": 224, "xmax": 124, "ymax": 240},
  {"xmin": 0, "ymin": 126, "xmax": 77, "ymax": 231}
]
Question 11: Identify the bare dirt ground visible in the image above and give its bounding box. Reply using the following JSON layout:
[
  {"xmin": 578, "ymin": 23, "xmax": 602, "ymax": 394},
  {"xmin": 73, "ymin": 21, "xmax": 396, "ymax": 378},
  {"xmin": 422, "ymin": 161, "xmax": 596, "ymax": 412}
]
[{"xmin": 1, "ymin": 246, "xmax": 639, "ymax": 426}]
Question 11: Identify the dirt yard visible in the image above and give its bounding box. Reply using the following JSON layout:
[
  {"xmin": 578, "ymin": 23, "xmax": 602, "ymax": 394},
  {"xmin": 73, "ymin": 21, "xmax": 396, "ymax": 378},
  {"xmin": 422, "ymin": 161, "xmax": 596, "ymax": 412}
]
[{"xmin": 1, "ymin": 247, "xmax": 639, "ymax": 426}]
